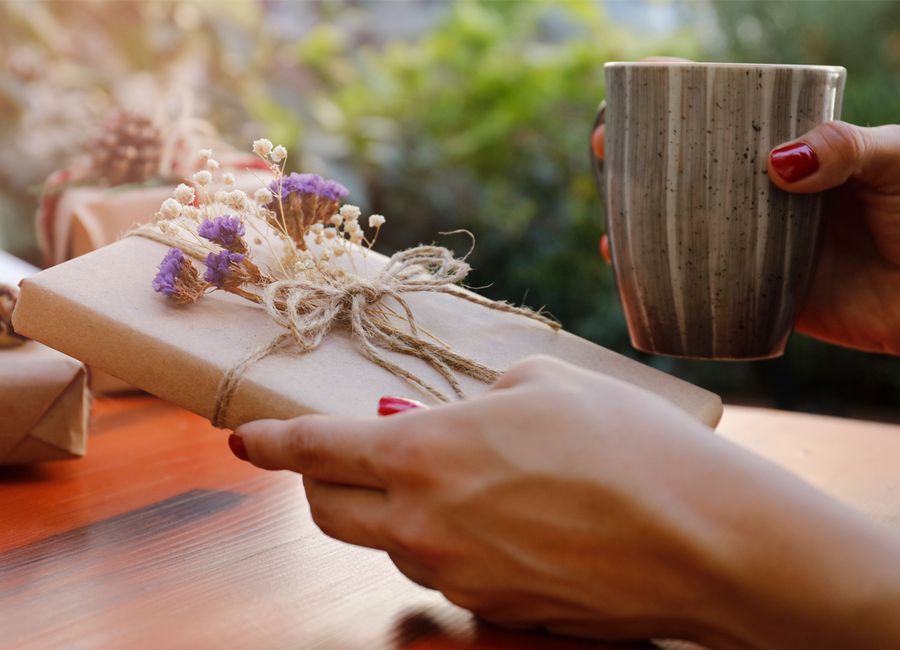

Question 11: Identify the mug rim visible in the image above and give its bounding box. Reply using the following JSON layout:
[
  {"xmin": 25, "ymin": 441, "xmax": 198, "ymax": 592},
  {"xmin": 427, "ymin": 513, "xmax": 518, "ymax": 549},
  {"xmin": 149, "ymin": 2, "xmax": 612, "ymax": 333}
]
[{"xmin": 605, "ymin": 61, "xmax": 846, "ymax": 74}]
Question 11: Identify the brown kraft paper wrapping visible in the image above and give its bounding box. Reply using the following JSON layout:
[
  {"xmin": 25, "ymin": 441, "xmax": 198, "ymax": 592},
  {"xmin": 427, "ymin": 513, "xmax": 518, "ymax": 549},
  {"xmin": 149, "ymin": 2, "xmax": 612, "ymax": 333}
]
[
  {"xmin": 37, "ymin": 170, "xmax": 268, "ymax": 395},
  {"xmin": 0, "ymin": 341, "xmax": 89, "ymax": 464},
  {"xmin": 13, "ymin": 236, "xmax": 723, "ymax": 428}
]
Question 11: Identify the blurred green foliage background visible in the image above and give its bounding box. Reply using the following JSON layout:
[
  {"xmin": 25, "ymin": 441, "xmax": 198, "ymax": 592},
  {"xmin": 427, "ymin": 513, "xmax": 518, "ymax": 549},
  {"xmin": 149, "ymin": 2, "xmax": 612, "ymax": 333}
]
[{"xmin": 1, "ymin": 0, "xmax": 897, "ymax": 418}]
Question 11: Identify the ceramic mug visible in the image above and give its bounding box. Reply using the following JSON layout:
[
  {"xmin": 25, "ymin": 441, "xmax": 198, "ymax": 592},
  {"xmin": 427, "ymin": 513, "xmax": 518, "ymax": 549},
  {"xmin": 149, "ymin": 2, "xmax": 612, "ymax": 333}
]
[{"xmin": 596, "ymin": 61, "xmax": 846, "ymax": 359}]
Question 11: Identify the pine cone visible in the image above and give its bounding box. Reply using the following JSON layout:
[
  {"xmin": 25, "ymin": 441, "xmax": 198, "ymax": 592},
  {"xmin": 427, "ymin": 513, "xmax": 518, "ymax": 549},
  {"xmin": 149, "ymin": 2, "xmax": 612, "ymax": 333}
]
[
  {"xmin": 0, "ymin": 285, "xmax": 27, "ymax": 348},
  {"xmin": 89, "ymin": 112, "xmax": 163, "ymax": 186}
]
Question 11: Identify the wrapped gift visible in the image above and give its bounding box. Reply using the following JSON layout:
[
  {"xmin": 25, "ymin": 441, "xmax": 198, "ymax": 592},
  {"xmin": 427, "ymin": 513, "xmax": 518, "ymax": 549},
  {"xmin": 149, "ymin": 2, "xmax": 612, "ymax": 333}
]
[
  {"xmin": 1, "ymin": 307, "xmax": 89, "ymax": 465},
  {"xmin": 12, "ymin": 232, "xmax": 721, "ymax": 427},
  {"xmin": 38, "ymin": 169, "xmax": 269, "ymax": 267},
  {"xmin": 33, "ymin": 111, "xmax": 269, "ymax": 394},
  {"xmin": 14, "ymin": 142, "xmax": 722, "ymax": 428},
  {"xmin": 37, "ymin": 110, "xmax": 272, "ymax": 267}
]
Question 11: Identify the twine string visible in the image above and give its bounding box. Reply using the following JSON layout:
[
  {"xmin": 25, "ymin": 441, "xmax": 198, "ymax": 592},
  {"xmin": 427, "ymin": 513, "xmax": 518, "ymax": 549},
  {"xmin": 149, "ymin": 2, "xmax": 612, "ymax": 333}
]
[{"xmin": 130, "ymin": 227, "xmax": 559, "ymax": 428}]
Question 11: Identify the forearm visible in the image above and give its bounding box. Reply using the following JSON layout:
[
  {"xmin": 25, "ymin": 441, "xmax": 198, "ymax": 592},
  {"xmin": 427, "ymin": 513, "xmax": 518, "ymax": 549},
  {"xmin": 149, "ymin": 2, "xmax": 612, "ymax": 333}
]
[{"xmin": 706, "ymin": 455, "xmax": 900, "ymax": 649}]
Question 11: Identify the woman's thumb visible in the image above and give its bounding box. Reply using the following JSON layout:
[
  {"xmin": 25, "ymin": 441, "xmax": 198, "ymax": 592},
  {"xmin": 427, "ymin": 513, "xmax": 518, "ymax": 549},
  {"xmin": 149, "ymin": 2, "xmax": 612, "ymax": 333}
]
[{"xmin": 767, "ymin": 121, "xmax": 900, "ymax": 193}]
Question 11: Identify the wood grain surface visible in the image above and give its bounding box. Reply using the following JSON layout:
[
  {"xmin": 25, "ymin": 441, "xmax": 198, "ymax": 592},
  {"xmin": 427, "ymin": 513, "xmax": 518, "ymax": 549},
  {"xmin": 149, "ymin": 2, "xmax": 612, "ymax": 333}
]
[
  {"xmin": 1, "ymin": 397, "xmax": 896, "ymax": 649},
  {"xmin": 0, "ymin": 396, "xmax": 657, "ymax": 650}
]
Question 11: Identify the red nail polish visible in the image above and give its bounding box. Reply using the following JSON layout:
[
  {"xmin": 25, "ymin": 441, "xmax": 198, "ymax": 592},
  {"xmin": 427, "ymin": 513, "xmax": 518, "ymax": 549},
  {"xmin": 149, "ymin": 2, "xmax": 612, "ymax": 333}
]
[
  {"xmin": 599, "ymin": 234, "xmax": 612, "ymax": 265},
  {"xmin": 228, "ymin": 433, "xmax": 249, "ymax": 461},
  {"xmin": 378, "ymin": 396, "xmax": 425, "ymax": 416},
  {"xmin": 770, "ymin": 142, "xmax": 819, "ymax": 183},
  {"xmin": 591, "ymin": 124, "xmax": 605, "ymax": 160}
]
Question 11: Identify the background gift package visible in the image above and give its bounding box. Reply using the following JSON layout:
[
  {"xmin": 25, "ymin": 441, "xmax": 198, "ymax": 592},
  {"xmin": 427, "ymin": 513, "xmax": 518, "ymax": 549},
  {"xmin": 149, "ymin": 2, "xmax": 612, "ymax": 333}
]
[
  {"xmin": 0, "ymin": 341, "xmax": 89, "ymax": 464},
  {"xmin": 12, "ymin": 235, "xmax": 723, "ymax": 428},
  {"xmin": 38, "ymin": 168, "xmax": 269, "ymax": 266},
  {"xmin": 35, "ymin": 165, "xmax": 267, "ymax": 394}
]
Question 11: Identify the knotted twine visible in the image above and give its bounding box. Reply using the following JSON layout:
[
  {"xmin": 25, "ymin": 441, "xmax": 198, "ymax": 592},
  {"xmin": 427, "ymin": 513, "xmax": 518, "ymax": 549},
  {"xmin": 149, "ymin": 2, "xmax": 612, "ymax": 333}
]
[{"xmin": 131, "ymin": 226, "xmax": 560, "ymax": 428}]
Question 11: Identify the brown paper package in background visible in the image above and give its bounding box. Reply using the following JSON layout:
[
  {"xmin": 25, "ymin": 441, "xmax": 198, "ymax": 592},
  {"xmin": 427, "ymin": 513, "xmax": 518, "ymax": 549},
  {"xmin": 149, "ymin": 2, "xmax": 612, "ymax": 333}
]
[
  {"xmin": 13, "ymin": 235, "xmax": 723, "ymax": 428},
  {"xmin": 38, "ymin": 169, "xmax": 269, "ymax": 394},
  {"xmin": 0, "ymin": 341, "xmax": 89, "ymax": 464}
]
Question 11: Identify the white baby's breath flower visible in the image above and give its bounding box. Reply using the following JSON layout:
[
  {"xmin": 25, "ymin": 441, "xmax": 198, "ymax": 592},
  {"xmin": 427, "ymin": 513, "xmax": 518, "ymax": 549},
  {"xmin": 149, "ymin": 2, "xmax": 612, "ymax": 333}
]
[
  {"xmin": 333, "ymin": 245, "xmax": 345, "ymax": 257},
  {"xmin": 182, "ymin": 205, "xmax": 199, "ymax": 221},
  {"xmin": 214, "ymin": 190, "xmax": 227, "ymax": 203},
  {"xmin": 310, "ymin": 223, "xmax": 324, "ymax": 235},
  {"xmin": 368, "ymin": 214, "xmax": 386, "ymax": 228},
  {"xmin": 192, "ymin": 170, "xmax": 212, "ymax": 186},
  {"xmin": 350, "ymin": 231, "xmax": 364, "ymax": 245},
  {"xmin": 329, "ymin": 213, "xmax": 343, "ymax": 227},
  {"xmin": 206, "ymin": 159, "xmax": 220, "ymax": 172},
  {"xmin": 223, "ymin": 172, "xmax": 235, "ymax": 186},
  {"xmin": 257, "ymin": 206, "xmax": 273, "ymax": 220},
  {"xmin": 225, "ymin": 189, "xmax": 248, "ymax": 209},
  {"xmin": 319, "ymin": 250, "xmax": 331, "ymax": 262},
  {"xmin": 254, "ymin": 187, "xmax": 273, "ymax": 204},
  {"xmin": 345, "ymin": 219, "xmax": 361, "ymax": 234},
  {"xmin": 199, "ymin": 148, "xmax": 213, "ymax": 160},
  {"xmin": 174, "ymin": 183, "xmax": 195, "ymax": 205},
  {"xmin": 339, "ymin": 204, "xmax": 361, "ymax": 222},
  {"xmin": 314, "ymin": 236, "xmax": 324, "ymax": 246},
  {"xmin": 160, "ymin": 198, "xmax": 182, "ymax": 219},
  {"xmin": 252, "ymin": 138, "xmax": 273, "ymax": 157},
  {"xmin": 269, "ymin": 145, "xmax": 287, "ymax": 163},
  {"xmin": 323, "ymin": 227, "xmax": 337, "ymax": 240}
]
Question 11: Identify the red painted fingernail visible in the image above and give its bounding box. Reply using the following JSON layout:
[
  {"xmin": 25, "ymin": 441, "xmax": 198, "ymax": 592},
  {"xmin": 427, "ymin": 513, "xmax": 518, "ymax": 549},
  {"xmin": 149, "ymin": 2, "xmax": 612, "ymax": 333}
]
[
  {"xmin": 591, "ymin": 124, "xmax": 605, "ymax": 160},
  {"xmin": 770, "ymin": 142, "xmax": 818, "ymax": 183},
  {"xmin": 228, "ymin": 433, "xmax": 249, "ymax": 461},
  {"xmin": 599, "ymin": 234, "xmax": 612, "ymax": 265},
  {"xmin": 378, "ymin": 396, "xmax": 425, "ymax": 416}
]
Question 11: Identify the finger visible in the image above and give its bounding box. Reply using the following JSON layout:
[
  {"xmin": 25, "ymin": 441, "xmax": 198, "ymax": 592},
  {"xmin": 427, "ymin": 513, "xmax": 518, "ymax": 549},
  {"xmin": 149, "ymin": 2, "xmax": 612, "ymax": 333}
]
[
  {"xmin": 598, "ymin": 234, "xmax": 612, "ymax": 265},
  {"xmin": 490, "ymin": 354, "xmax": 576, "ymax": 391},
  {"xmin": 235, "ymin": 415, "xmax": 386, "ymax": 488},
  {"xmin": 768, "ymin": 121, "xmax": 900, "ymax": 193},
  {"xmin": 303, "ymin": 477, "xmax": 390, "ymax": 549},
  {"xmin": 591, "ymin": 123, "xmax": 605, "ymax": 160}
]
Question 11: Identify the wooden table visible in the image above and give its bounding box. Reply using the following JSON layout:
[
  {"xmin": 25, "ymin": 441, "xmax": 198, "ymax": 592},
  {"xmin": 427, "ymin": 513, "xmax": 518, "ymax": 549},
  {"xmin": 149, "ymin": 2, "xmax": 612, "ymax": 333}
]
[{"xmin": 1, "ymin": 397, "xmax": 898, "ymax": 649}]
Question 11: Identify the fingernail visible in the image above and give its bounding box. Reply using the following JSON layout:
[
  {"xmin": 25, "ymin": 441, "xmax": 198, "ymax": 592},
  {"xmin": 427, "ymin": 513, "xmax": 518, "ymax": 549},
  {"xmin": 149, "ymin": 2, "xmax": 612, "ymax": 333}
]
[
  {"xmin": 770, "ymin": 142, "xmax": 818, "ymax": 183},
  {"xmin": 591, "ymin": 124, "xmax": 605, "ymax": 160},
  {"xmin": 378, "ymin": 396, "xmax": 425, "ymax": 416},
  {"xmin": 599, "ymin": 234, "xmax": 612, "ymax": 265},
  {"xmin": 228, "ymin": 433, "xmax": 249, "ymax": 461}
]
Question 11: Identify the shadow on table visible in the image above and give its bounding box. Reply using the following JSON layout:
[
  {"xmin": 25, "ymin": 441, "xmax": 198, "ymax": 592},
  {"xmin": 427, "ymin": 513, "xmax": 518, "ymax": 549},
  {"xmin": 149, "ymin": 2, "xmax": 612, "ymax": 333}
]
[
  {"xmin": 0, "ymin": 465, "xmax": 53, "ymax": 484},
  {"xmin": 391, "ymin": 609, "xmax": 658, "ymax": 649}
]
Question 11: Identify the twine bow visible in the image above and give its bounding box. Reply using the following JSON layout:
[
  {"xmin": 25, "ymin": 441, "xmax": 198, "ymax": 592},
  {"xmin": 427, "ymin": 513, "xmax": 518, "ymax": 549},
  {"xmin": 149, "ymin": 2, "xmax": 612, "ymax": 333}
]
[{"xmin": 132, "ymin": 227, "xmax": 559, "ymax": 428}]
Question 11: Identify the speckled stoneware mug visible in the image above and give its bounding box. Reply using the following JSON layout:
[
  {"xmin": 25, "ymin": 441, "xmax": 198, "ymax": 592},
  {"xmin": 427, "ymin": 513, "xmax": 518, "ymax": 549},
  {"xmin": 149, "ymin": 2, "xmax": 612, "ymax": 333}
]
[{"xmin": 597, "ymin": 62, "xmax": 845, "ymax": 360}]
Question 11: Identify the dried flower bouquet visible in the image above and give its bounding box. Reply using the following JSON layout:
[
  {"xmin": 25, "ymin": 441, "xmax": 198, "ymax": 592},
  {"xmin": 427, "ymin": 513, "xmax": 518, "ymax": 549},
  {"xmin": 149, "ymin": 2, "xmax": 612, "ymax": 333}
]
[{"xmin": 140, "ymin": 139, "xmax": 559, "ymax": 412}]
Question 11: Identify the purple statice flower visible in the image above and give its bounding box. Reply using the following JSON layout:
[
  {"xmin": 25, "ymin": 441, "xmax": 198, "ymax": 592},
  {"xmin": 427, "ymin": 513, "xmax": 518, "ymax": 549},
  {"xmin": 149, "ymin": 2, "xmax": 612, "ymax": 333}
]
[
  {"xmin": 203, "ymin": 250, "xmax": 246, "ymax": 289},
  {"xmin": 265, "ymin": 172, "xmax": 350, "ymax": 248},
  {"xmin": 268, "ymin": 172, "xmax": 348, "ymax": 202},
  {"xmin": 197, "ymin": 215, "xmax": 246, "ymax": 252},
  {"xmin": 152, "ymin": 248, "xmax": 184, "ymax": 297},
  {"xmin": 152, "ymin": 248, "xmax": 205, "ymax": 304},
  {"xmin": 320, "ymin": 179, "xmax": 349, "ymax": 201}
]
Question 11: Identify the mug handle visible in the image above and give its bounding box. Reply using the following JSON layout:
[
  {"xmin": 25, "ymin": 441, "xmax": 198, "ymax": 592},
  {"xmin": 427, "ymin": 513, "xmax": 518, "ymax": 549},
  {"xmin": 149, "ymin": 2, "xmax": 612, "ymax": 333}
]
[{"xmin": 591, "ymin": 100, "xmax": 607, "ymax": 231}]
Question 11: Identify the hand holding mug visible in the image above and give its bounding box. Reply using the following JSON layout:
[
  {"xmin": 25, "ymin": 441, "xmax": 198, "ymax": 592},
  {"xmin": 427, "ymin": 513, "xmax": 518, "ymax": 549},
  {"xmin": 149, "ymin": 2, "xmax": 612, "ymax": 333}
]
[{"xmin": 593, "ymin": 62, "xmax": 900, "ymax": 356}]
